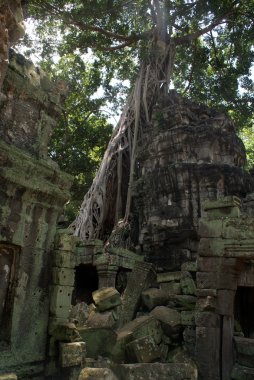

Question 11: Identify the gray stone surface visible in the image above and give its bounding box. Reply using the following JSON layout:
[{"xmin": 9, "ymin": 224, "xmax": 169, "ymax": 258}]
[
  {"xmin": 112, "ymin": 363, "xmax": 197, "ymax": 380},
  {"xmin": 150, "ymin": 306, "xmax": 182, "ymax": 338},
  {"xmin": 141, "ymin": 288, "xmax": 169, "ymax": 311},
  {"xmin": 92, "ymin": 287, "xmax": 121, "ymax": 312}
]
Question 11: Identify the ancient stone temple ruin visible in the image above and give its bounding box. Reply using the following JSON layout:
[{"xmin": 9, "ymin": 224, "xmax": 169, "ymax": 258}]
[{"xmin": 1, "ymin": 2, "xmax": 254, "ymax": 380}]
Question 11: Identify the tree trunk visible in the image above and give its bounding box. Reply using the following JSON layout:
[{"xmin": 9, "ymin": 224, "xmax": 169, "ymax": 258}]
[{"xmin": 73, "ymin": 37, "xmax": 175, "ymax": 242}]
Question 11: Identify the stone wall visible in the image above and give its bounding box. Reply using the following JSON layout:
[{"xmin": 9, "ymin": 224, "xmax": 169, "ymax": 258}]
[
  {"xmin": 0, "ymin": 50, "xmax": 65, "ymax": 158},
  {"xmin": 133, "ymin": 91, "xmax": 253, "ymax": 270},
  {"xmin": 0, "ymin": 10, "xmax": 73, "ymax": 377},
  {"xmin": 0, "ymin": 0, "xmax": 25, "ymax": 95},
  {"xmin": 197, "ymin": 196, "xmax": 254, "ymax": 380}
]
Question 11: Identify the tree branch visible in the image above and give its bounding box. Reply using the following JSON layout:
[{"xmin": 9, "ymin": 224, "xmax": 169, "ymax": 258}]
[
  {"xmin": 69, "ymin": 19, "xmax": 140, "ymax": 43},
  {"xmin": 31, "ymin": 1, "xmax": 141, "ymax": 43},
  {"xmin": 173, "ymin": 12, "xmax": 232, "ymax": 45}
]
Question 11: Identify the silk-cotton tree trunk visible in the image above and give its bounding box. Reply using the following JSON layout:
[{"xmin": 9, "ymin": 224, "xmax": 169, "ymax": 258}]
[
  {"xmin": 72, "ymin": 1, "xmax": 237, "ymax": 242},
  {"xmin": 29, "ymin": 0, "xmax": 253, "ymax": 240},
  {"xmin": 74, "ymin": 41, "xmax": 176, "ymax": 241},
  {"xmin": 73, "ymin": 8, "xmax": 177, "ymax": 241}
]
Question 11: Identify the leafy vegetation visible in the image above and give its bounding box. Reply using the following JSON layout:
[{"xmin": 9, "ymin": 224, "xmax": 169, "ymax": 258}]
[
  {"xmin": 21, "ymin": 0, "xmax": 254, "ymax": 236},
  {"xmin": 45, "ymin": 54, "xmax": 113, "ymax": 220}
]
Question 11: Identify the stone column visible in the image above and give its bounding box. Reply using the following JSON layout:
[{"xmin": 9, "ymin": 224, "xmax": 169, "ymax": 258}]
[
  {"xmin": 196, "ymin": 196, "xmax": 254, "ymax": 380},
  {"xmin": 97, "ymin": 264, "xmax": 118, "ymax": 288}
]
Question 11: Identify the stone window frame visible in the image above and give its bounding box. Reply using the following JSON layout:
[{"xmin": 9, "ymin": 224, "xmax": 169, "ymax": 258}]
[{"xmin": 0, "ymin": 242, "xmax": 20, "ymax": 345}]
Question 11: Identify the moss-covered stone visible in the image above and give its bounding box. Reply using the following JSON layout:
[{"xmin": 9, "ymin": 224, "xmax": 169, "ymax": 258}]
[
  {"xmin": 126, "ymin": 335, "xmax": 161, "ymax": 363},
  {"xmin": 92, "ymin": 287, "xmax": 121, "ymax": 312},
  {"xmin": 150, "ymin": 306, "xmax": 182, "ymax": 339},
  {"xmin": 78, "ymin": 327, "xmax": 117, "ymax": 358},
  {"xmin": 0, "ymin": 375, "xmax": 17, "ymax": 380},
  {"xmin": 141, "ymin": 288, "xmax": 169, "ymax": 311},
  {"xmin": 78, "ymin": 368, "xmax": 118, "ymax": 380},
  {"xmin": 180, "ymin": 272, "xmax": 196, "ymax": 296},
  {"xmin": 59, "ymin": 342, "xmax": 86, "ymax": 368}
]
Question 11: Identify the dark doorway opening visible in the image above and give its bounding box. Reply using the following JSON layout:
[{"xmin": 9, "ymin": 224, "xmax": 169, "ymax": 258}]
[
  {"xmin": 0, "ymin": 243, "xmax": 20, "ymax": 343},
  {"xmin": 72, "ymin": 264, "xmax": 98, "ymax": 305},
  {"xmin": 115, "ymin": 267, "xmax": 131, "ymax": 294},
  {"xmin": 234, "ymin": 286, "xmax": 254, "ymax": 338}
]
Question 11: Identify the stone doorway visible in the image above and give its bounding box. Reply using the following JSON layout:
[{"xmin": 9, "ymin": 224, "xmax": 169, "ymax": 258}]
[
  {"xmin": 0, "ymin": 243, "xmax": 19, "ymax": 342},
  {"xmin": 234, "ymin": 286, "xmax": 254, "ymax": 338},
  {"xmin": 72, "ymin": 264, "xmax": 99, "ymax": 305}
]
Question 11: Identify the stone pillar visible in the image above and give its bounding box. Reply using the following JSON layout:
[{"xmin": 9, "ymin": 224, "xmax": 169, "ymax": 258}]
[
  {"xmin": 97, "ymin": 264, "xmax": 118, "ymax": 288},
  {"xmin": 118, "ymin": 262, "xmax": 157, "ymax": 327},
  {"xmin": 50, "ymin": 231, "xmax": 77, "ymax": 325},
  {"xmin": 196, "ymin": 196, "xmax": 254, "ymax": 380}
]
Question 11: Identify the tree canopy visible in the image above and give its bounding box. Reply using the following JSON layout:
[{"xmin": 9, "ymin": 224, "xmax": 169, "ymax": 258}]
[
  {"xmin": 27, "ymin": 0, "xmax": 254, "ymax": 129},
  {"xmin": 44, "ymin": 54, "xmax": 113, "ymax": 220},
  {"xmin": 23, "ymin": 0, "xmax": 254, "ymax": 239}
]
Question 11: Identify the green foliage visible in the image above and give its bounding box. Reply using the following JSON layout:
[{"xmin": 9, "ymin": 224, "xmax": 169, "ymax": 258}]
[
  {"xmin": 25, "ymin": 0, "xmax": 254, "ymax": 131},
  {"xmin": 239, "ymin": 125, "xmax": 254, "ymax": 169},
  {"xmin": 44, "ymin": 54, "xmax": 113, "ymax": 220},
  {"xmin": 20, "ymin": 0, "xmax": 254, "ymax": 206},
  {"xmin": 173, "ymin": 1, "xmax": 254, "ymax": 131}
]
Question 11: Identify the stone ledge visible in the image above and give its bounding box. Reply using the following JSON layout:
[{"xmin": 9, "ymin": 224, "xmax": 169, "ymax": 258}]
[
  {"xmin": 112, "ymin": 363, "xmax": 197, "ymax": 380},
  {"xmin": 0, "ymin": 140, "xmax": 72, "ymax": 204}
]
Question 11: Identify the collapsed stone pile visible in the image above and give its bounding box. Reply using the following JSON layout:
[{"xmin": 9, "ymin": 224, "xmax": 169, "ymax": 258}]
[{"xmin": 63, "ymin": 260, "xmax": 198, "ymax": 380}]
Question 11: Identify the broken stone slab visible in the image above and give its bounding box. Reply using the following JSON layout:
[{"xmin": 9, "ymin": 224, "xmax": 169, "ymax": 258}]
[
  {"xmin": 112, "ymin": 363, "xmax": 197, "ymax": 380},
  {"xmin": 160, "ymin": 282, "xmax": 181, "ymax": 295},
  {"xmin": 234, "ymin": 336, "xmax": 254, "ymax": 368},
  {"xmin": 180, "ymin": 271, "xmax": 196, "ymax": 295},
  {"xmin": 157, "ymin": 271, "xmax": 182, "ymax": 283},
  {"xmin": 112, "ymin": 316, "xmax": 163, "ymax": 363},
  {"xmin": 92, "ymin": 287, "xmax": 121, "ymax": 312},
  {"xmin": 167, "ymin": 346, "xmax": 194, "ymax": 364},
  {"xmin": 181, "ymin": 261, "xmax": 197, "ymax": 272},
  {"xmin": 126, "ymin": 335, "xmax": 161, "ymax": 363},
  {"xmin": 117, "ymin": 315, "xmax": 163, "ymax": 345},
  {"xmin": 167, "ymin": 295, "xmax": 197, "ymax": 311},
  {"xmin": 118, "ymin": 262, "xmax": 157, "ymax": 327},
  {"xmin": 50, "ymin": 322, "xmax": 81, "ymax": 342},
  {"xmin": 86, "ymin": 309, "xmax": 115, "ymax": 328},
  {"xmin": 181, "ymin": 311, "xmax": 195, "ymax": 326},
  {"xmin": 78, "ymin": 327, "xmax": 117, "ymax": 358},
  {"xmin": 78, "ymin": 368, "xmax": 118, "ymax": 380},
  {"xmin": 231, "ymin": 364, "xmax": 254, "ymax": 380},
  {"xmin": 84, "ymin": 357, "xmax": 113, "ymax": 369},
  {"xmin": 59, "ymin": 341, "xmax": 86, "ymax": 367},
  {"xmin": 150, "ymin": 306, "xmax": 182, "ymax": 339},
  {"xmin": 111, "ymin": 330, "xmax": 133, "ymax": 363},
  {"xmin": 141, "ymin": 288, "xmax": 169, "ymax": 310},
  {"xmin": 69, "ymin": 302, "xmax": 89, "ymax": 327}
]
